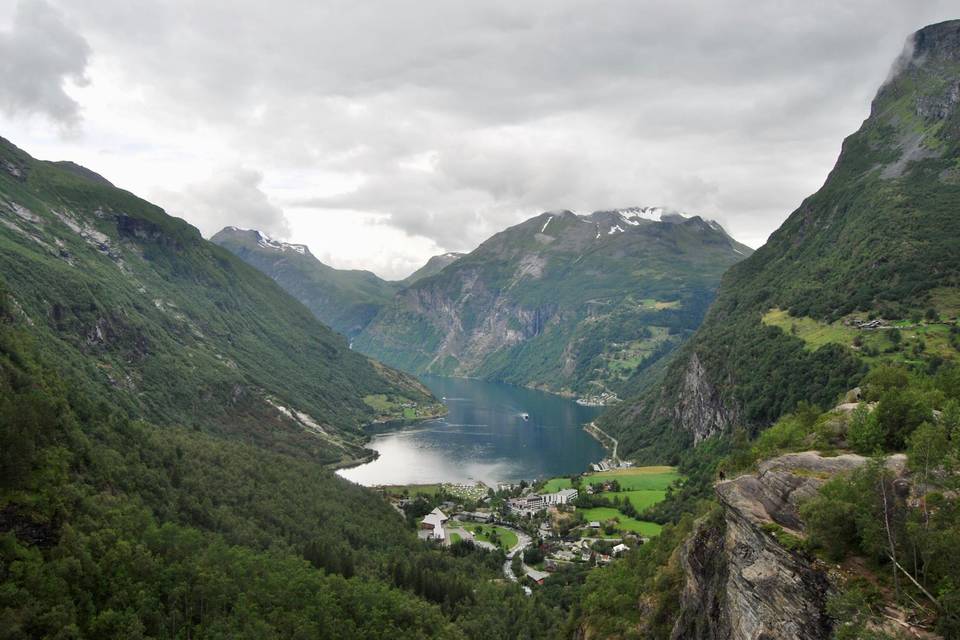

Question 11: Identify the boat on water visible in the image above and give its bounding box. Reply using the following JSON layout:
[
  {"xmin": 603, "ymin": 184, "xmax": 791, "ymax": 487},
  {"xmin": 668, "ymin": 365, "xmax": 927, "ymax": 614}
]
[{"xmin": 521, "ymin": 412, "xmax": 530, "ymax": 421}]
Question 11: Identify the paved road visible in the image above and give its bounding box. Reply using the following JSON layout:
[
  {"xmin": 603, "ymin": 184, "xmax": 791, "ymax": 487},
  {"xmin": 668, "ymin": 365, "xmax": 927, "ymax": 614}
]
[
  {"xmin": 501, "ymin": 528, "xmax": 532, "ymax": 589},
  {"xmin": 446, "ymin": 518, "xmax": 533, "ymax": 593},
  {"xmin": 587, "ymin": 420, "xmax": 619, "ymax": 462}
]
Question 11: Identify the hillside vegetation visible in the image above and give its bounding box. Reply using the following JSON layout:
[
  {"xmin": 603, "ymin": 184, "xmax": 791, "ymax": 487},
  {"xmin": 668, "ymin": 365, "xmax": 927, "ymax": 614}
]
[{"xmin": 0, "ymin": 137, "xmax": 440, "ymax": 465}]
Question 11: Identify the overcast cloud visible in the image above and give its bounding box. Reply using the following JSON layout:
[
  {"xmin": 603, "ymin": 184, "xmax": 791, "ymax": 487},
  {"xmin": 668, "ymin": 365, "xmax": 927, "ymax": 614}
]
[{"xmin": 0, "ymin": 0, "xmax": 956, "ymax": 278}]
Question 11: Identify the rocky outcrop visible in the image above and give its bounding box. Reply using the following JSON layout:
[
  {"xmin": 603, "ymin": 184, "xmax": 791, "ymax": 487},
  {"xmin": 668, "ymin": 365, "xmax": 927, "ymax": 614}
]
[
  {"xmin": 669, "ymin": 352, "xmax": 740, "ymax": 444},
  {"xmin": 672, "ymin": 452, "xmax": 908, "ymax": 640}
]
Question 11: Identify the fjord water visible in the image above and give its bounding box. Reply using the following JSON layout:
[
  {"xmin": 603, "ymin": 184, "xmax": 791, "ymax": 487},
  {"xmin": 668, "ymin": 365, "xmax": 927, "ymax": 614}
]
[{"xmin": 338, "ymin": 376, "xmax": 605, "ymax": 486}]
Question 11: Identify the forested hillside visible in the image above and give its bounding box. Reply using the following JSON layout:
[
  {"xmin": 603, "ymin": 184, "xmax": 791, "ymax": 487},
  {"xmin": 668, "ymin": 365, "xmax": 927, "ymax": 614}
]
[
  {"xmin": 0, "ymin": 139, "xmax": 571, "ymax": 638},
  {"xmin": 604, "ymin": 19, "xmax": 960, "ymax": 462},
  {"xmin": 0, "ymin": 137, "xmax": 441, "ymax": 465}
]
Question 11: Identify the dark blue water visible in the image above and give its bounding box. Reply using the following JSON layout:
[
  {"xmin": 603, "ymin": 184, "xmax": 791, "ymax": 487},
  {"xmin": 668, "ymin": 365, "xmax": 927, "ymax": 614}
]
[{"xmin": 337, "ymin": 376, "xmax": 605, "ymax": 486}]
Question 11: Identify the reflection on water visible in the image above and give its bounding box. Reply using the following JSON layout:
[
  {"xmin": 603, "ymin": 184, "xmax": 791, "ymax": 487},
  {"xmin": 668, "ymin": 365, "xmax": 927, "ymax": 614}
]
[{"xmin": 337, "ymin": 376, "xmax": 605, "ymax": 486}]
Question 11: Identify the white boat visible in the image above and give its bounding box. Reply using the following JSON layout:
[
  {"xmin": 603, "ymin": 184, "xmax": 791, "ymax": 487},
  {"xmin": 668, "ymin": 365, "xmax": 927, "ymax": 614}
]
[{"xmin": 521, "ymin": 412, "xmax": 530, "ymax": 421}]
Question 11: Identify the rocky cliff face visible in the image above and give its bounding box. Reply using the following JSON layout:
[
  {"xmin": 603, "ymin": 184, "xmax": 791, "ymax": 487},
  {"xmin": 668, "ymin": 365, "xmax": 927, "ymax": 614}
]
[
  {"xmin": 671, "ymin": 452, "xmax": 907, "ymax": 640},
  {"xmin": 667, "ymin": 353, "xmax": 740, "ymax": 444}
]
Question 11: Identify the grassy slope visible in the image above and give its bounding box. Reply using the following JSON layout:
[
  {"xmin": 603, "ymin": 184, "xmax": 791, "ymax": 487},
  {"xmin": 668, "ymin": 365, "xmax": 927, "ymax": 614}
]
[
  {"xmin": 544, "ymin": 466, "xmax": 678, "ymax": 537},
  {"xmin": 460, "ymin": 523, "xmax": 519, "ymax": 550},
  {"xmin": 580, "ymin": 507, "xmax": 662, "ymax": 537}
]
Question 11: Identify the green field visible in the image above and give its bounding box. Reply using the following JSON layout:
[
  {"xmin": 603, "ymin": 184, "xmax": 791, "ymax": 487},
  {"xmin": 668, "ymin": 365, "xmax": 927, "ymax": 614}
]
[
  {"xmin": 541, "ymin": 466, "xmax": 679, "ymax": 537},
  {"xmin": 580, "ymin": 507, "xmax": 663, "ymax": 537},
  {"xmin": 762, "ymin": 307, "xmax": 959, "ymax": 364},
  {"xmin": 449, "ymin": 532, "xmax": 461, "ymax": 544},
  {"xmin": 542, "ymin": 477, "xmax": 573, "ymax": 492},
  {"xmin": 600, "ymin": 490, "xmax": 667, "ymax": 511},
  {"xmin": 460, "ymin": 523, "xmax": 519, "ymax": 549},
  {"xmin": 380, "ymin": 484, "xmax": 442, "ymax": 497},
  {"xmin": 584, "ymin": 466, "xmax": 679, "ymax": 491}
]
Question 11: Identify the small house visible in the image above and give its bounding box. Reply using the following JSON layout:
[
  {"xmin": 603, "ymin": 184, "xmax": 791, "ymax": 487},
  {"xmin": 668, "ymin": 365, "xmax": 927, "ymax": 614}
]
[
  {"xmin": 420, "ymin": 508, "xmax": 449, "ymax": 541},
  {"xmin": 525, "ymin": 568, "xmax": 550, "ymax": 585}
]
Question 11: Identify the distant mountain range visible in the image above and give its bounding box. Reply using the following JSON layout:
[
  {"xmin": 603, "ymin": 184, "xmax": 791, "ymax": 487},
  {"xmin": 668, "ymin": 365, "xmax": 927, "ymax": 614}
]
[
  {"xmin": 218, "ymin": 207, "xmax": 752, "ymax": 397},
  {"xmin": 211, "ymin": 227, "xmax": 406, "ymax": 336}
]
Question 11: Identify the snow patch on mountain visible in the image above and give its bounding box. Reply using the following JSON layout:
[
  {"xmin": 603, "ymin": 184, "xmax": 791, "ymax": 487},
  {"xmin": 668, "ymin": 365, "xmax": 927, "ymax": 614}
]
[
  {"xmin": 224, "ymin": 227, "xmax": 309, "ymax": 255},
  {"xmin": 618, "ymin": 206, "xmax": 667, "ymax": 222}
]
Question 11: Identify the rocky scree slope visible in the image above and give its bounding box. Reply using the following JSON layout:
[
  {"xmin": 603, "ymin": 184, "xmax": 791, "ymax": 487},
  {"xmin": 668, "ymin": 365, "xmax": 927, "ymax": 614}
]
[
  {"xmin": 353, "ymin": 208, "xmax": 752, "ymax": 397},
  {"xmin": 603, "ymin": 20, "xmax": 960, "ymax": 461},
  {"xmin": 0, "ymin": 136, "xmax": 436, "ymax": 465}
]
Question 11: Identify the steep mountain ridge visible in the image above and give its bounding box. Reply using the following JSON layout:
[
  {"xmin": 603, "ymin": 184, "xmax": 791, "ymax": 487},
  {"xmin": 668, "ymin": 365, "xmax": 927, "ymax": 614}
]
[
  {"xmin": 402, "ymin": 251, "xmax": 465, "ymax": 286},
  {"xmin": 604, "ymin": 19, "xmax": 960, "ymax": 460},
  {"xmin": 0, "ymin": 137, "xmax": 437, "ymax": 465},
  {"xmin": 212, "ymin": 226, "xmax": 403, "ymax": 336},
  {"xmin": 353, "ymin": 208, "xmax": 752, "ymax": 397}
]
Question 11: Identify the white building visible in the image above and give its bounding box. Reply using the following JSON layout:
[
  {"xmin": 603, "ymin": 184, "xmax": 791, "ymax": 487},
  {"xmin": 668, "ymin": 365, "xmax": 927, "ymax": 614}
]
[
  {"xmin": 542, "ymin": 488, "xmax": 578, "ymax": 505},
  {"xmin": 507, "ymin": 489, "xmax": 578, "ymax": 515},
  {"xmin": 420, "ymin": 507, "xmax": 449, "ymax": 541}
]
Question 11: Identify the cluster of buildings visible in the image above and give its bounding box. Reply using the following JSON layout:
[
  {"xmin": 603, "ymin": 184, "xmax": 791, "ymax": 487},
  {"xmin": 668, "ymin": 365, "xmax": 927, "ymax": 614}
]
[
  {"xmin": 541, "ymin": 538, "xmax": 633, "ymax": 571},
  {"xmin": 506, "ymin": 488, "xmax": 579, "ymax": 516},
  {"xmin": 590, "ymin": 459, "xmax": 634, "ymax": 472},
  {"xmin": 575, "ymin": 391, "xmax": 619, "ymax": 406}
]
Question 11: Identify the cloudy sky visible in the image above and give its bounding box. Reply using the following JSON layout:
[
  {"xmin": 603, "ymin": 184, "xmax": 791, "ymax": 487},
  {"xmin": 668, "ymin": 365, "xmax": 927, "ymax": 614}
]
[{"xmin": 0, "ymin": 1, "xmax": 956, "ymax": 279}]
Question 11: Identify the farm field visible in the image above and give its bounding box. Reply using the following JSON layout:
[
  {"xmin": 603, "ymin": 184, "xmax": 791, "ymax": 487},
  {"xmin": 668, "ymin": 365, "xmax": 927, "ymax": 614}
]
[
  {"xmin": 583, "ymin": 466, "xmax": 679, "ymax": 491},
  {"xmin": 580, "ymin": 507, "xmax": 663, "ymax": 537},
  {"xmin": 600, "ymin": 489, "xmax": 667, "ymax": 511},
  {"xmin": 460, "ymin": 522, "xmax": 519, "ymax": 550},
  {"xmin": 542, "ymin": 466, "xmax": 679, "ymax": 537},
  {"xmin": 542, "ymin": 477, "xmax": 573, "ymax": 492}
]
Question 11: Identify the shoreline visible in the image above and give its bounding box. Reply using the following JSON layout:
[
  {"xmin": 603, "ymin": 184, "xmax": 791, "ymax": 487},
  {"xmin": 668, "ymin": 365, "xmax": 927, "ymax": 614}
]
[{"xmin": 331, "ymin": 407, "xmax": 449, "ymax": 473}]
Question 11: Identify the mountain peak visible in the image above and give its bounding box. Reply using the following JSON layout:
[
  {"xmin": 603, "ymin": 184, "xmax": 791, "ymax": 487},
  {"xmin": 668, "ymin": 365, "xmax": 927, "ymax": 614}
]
[
  {"xmin": 214, "ymin": 226, "xmax": 310, "ymax": 256},
  {"xmin": 909, "ymin": 19, "xmax": 960, "ymax": 63}
]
